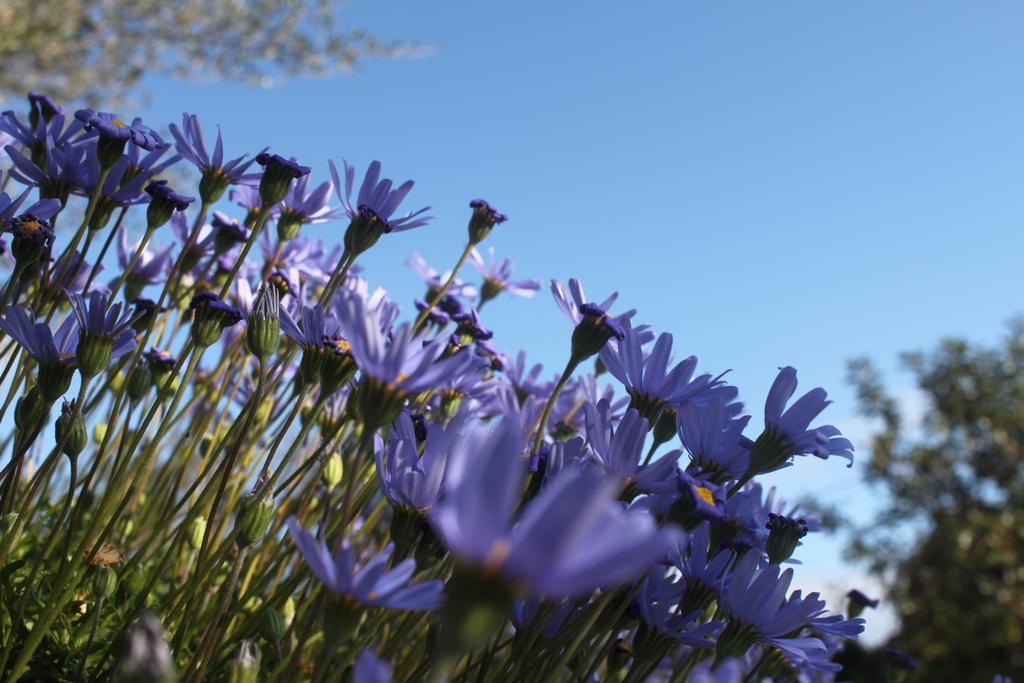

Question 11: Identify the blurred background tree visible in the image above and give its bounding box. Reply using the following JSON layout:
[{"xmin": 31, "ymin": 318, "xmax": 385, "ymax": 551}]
[
  {"xmin": 839, "ymin": 321, "xmax": 1024, "ymax": 681},
  {"xmin": 0, "ymin": 0, "xmax": 411, "ymax": 107}
]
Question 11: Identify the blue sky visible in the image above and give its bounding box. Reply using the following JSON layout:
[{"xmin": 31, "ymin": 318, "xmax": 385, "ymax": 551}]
[{"xmin": 39, "ymin": 1, "xmax": 1024, "ymax": 642}]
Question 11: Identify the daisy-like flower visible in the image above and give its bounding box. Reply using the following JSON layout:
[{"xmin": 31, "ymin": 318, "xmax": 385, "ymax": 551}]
[
  {"xmin": 583, "ymin": 400, "xmax": 679, "ymax": 495},
  {"xmin": 376, "ymin": 412, "xmax": 466, "ymax": 512},
  {"xmin": 429, "ymin": 417, "xmax": 681, "ymax": 598},
  {"xmin": 334, "ymin": 288, "xmax": 476, "ymax": 428},
  {"xmin": 74, "ymin": 110, "xmax": 162, "ymax": 168},
  {"xmin": 274, "ymin": 174, "xmax": 345, "ymax": 240},
  {"xmin": 551, "ymin": 278, "xmax": 632, "ymax": 363},
  {"xmin": 407, "ymin": 252, "xmax": 477, "ymax": 301},
  {"xmin": 743, "ymin": 366, "xmax": 854, "ymax": 481},
  {"xmin": 468, "ymin": 247, "xmax": 539, "ymax": 305},
  {"xmin": 65, "ymin": 290, "xmax": 140, "ymax": 377},
  {"xmin": 715, "ymin": 551, "xmax": 831, "ymax": 667},
  {"xmin": 0, "ymin": 306, "xmax": 79, "ymax": 400},
  {"xmin": 671, "ymin": 522, "xmax": 733, "ymax": 615},
  {"xmin": 168, "ymin": 113, "xmax": 262, "ymax": 202},
  {"xmin": 600, "ymin": 325, "xmax": 730, "ymax": 423},
  {"xmin": 286, "ymin": 519, "xmax": 443, "ymax": 610},
  {"xmin": 678, "ymin": 397, "xmax": 752, "ymax": 483},
  {"xmin": 116, "ymin": 230, "xmax": 173, "ymax": 299},
  {"xmin": 331, "ymin": 159, "xmax": 432, "ymax": 257}
]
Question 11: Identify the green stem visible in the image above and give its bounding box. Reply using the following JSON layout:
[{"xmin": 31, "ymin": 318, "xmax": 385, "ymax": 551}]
[
  {"xmin": 412, "ymin": 241, "xmax": 474, "ymax": 332},
  {"xmin": 530, "ymin": 359, "xmax": 577, "ymax": 456}
]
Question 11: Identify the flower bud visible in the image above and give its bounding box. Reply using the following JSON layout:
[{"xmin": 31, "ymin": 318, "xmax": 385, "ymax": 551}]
[
  {"xmin": 235, "ymin": 487, "xmax": 274, "ymax": 548},
  {"xmin": 126, "ymin": 364, "xmax": 152, "ymax": 401},
  {"xmin": 319, "ymin": 335, "xmax": 357, "ymax": 396},
  {"xmin": 6, "ymin": 213, "xmax": 55, "ymax": 268},
  {"xmin": 190, "ymin": 292, "xmax": 243, "ymax": 348},
  {"xmin": 212, "ymin": 213, "xmax": 248, "ymax": 254},
  {"xmin": 467, "ymin": 199, "xmax": 507, "ymax": 245},
  {"xmin": 15, "ymin": 385, "xmax": 48, "ymax": 436},
  {"xmin": 276, "ymin": 212, "xmax": 303, "ymax": 242},
  {"xmin": 764, "ymin": 513, "xmax": 808, "ymax": 564},
  {"xmin": 246, "ymin": 284, "xmax": 280, "ymax": 362},
  {"xmin": 259, "ymin": 609, "xmax": 286, "ymax": 644},
  {"xmin": 145, "ymin": 348, "xmax": 176, "ymax": 388},
  {"xmin": 321, "ymin": 453, "xmax": 343, "ymax": 489},
  {"xmin": 187, "ymin": 516, "xmax": 207, "ymax": 550},
  {"xmin": 130, "ymin": 298, "xmax": 159, "ymax": 334},
  {"xmin": 93, "ymin": 566, "xmax": 118, "ymax": 599},
  {"xmin": 229, "ymin": 640, "xmax": 261, "ymax": 683},
  {"xmin": 570, "ymin": 303, "xmax": 625, "ymax": 364},
  {"xmin": 93, "ymin": 422, "xmax": 108, "ymax": 444},
  {"xmin": 76, "ymin": 334, "xmax": 115, "ymax": 379},
  {"xmin": 125, "ymin": 567, "xmax": 147, "ymax": 596},
  {"xmin": 55, "ymin": 400, "xmax": 87, "ymax": 458},
  {"xmin": 145, "ymin": 180, "xmax": 195, "ymax": 229},
  {"xmin": 282, "ymin": 597, "xmax": 295, "ymax": 626},
  {"xmin": 846, "ymin": 589, "xmax": 879, "ymax": 619},
  {"xmin": 343, "ymin": 207, "xmax": 391, "ymax": 257},
  {"xmin": 38, "ymin": 361, "xmax": 76, "ymax": 402},
  {"xmin": 256, "ymin": 152, "xmax": 310, "ymax": 207}
]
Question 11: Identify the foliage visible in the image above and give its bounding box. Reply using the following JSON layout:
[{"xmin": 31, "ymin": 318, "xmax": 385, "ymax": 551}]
[
  {"xmin": 845, "ymin": 324, "xmax": 1024, "ymax": 680},
  {"xmin": 0, "ymin": 0, "xmax": 409, "ymax": 107}
]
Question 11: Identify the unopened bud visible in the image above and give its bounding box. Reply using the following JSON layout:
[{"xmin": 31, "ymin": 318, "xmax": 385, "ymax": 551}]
[
  {"xmin": 321, "ymin": 454, "xmax": 343, "ymax": 489},
  {"xmin": 93, "ymin": 566, "xmax": 118, "ymax": 599}
]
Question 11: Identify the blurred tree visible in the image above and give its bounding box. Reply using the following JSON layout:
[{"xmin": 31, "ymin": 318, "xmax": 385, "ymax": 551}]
[
  {"xmin": 0, "ymin": 0, "xmax": 411, "ymax": 106},
  {"xmin": 842, "ymin": 321, "xmax": 1024, "ymax": 680}
]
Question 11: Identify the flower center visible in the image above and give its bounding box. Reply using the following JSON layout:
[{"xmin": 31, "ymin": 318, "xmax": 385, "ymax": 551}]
[{"xmin": 695, "ymin": 486, "xmax": 715, "ymax": 506}]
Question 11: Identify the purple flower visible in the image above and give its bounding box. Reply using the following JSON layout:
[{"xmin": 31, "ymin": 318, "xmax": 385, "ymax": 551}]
[
  {"xmin": 600, "ymin": 326, "xmax": 730, "ymax": 421},
  {"xmin": 286, "ymin": 518, "xmax": 443, "ymax": 610},
  {"xmin": 0, "ymin": 184, "xmax": 60, "ymax": 224},
  {"xmin": 331, "ymin": 159, "xmax": 432, "ymax": 234},
  {"xmin": 672, "ymin": 471, "xmax": 727, "ymax": 524},
  {"xmin": 145, "ymin": 180, "xmax": 194, "ymax": 212},
  {"xmin": 747, "ymin": 366, "xmax": 854, "ymax": 478},
  {"xmin": 678, "ymin": 397, "xmax": 752, "ymax": 482},
  {"xmin": 717, "ymin": 551, "xmax": 829, "ymax": 666},
  {"xmin": 551, "ymin": 278, "xmax": 632, "ymax": 362},
  {"xmin": 672, "ymin": 522, "xmax": 732, "ymax": 596},
  {"xmin": 116, "ymin": 230, "xmax": 173, "ymax": 289},
  {"xmin": 74, "ymin": 110, "xmax": 162, "ymax": 150},
  {"xmin": 168, "ymin": 113, "xmax": 261, "ymax": 200},
  {"xmin": 334, "ymin": 288, "xmax": 476, "ymax": 397},
  {"xmin": 468, "ymin": 247, "xmax": 539, "ymax": 303},
  {"xmin": 406, "ymin": 252, "xmax": 477, "ymax": 300},
  {"xmin": 429, "ymin": 418, "xmax": 681, "ymax": 598},
  {"xmin": 376, "ymin": 412, "xmax": 466, "ymax": 511},
  {"xmin": 633, "ymin": 570, "xmax": 723, "ymax": 647},
  {"xmin": 583, "ymin": 400, "xmax": 679, "ymax": 494},
  {"xmin": 0, "ymin": 306, "xmax": 78, "ymax": 367},
  {"xmin": 353, "ymin": 649, "xmax": 392, "ymax": 683},
  {"xmin": 274, "ymin": 174, "xmax": 345, "ymax": 238},
  {"xmin": 66, "ymin": 290, "xmax": 138, "ymax": 355},
  {"xmin": 0, "ymin": 107, "xmax": 84, "ymax": 153}
]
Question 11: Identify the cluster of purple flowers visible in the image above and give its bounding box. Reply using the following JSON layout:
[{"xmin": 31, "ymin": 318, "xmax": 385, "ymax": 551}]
[{"xmin": 0, "ymin": 91, "xmax": 880, "ymax": 683}]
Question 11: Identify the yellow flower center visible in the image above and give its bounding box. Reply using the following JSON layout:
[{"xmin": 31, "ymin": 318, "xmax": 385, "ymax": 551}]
[{"xmin": 695, "ymin": 486, "xmax": 715, "ymax": 506}]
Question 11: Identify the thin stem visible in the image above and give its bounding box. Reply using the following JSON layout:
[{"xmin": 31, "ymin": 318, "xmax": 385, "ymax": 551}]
[
  {"xmin": 412, "ymin": 241, "xmax": 475, "ymax": 332},
  {"xmin": 530, "ymin": 359, "xmax": 577, "ymax": 456}
]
